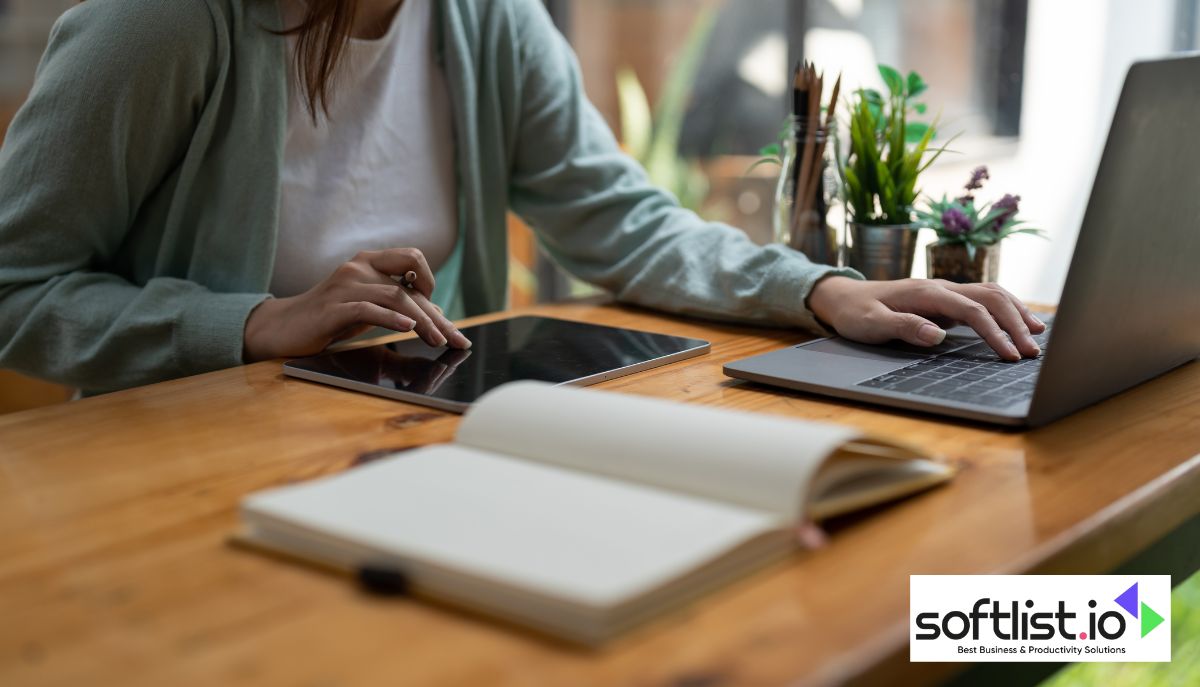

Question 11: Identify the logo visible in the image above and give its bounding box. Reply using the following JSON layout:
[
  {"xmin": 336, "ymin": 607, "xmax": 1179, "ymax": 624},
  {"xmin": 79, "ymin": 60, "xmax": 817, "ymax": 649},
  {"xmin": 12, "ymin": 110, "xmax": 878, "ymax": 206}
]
[
  {"xmin": 910, "ymin": 575, "xmax": 1170, "ymax": 662},
  {"xmin": 1114, "ymin": 581, "xmax": 1166, "ymax": 638}
]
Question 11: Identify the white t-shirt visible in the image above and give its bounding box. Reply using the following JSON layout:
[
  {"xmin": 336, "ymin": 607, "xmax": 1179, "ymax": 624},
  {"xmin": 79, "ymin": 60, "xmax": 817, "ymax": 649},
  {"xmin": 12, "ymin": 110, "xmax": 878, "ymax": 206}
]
[{"xmin": 270, "ymin": 0, "xmax": 458, "ymax": 298}]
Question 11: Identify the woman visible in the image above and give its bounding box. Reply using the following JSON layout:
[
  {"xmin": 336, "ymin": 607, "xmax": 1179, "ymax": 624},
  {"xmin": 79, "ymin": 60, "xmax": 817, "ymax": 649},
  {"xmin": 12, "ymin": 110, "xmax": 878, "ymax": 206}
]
[{"xmin": 0, "ymin": 0, "xmax": 1043, "ymax": 396}]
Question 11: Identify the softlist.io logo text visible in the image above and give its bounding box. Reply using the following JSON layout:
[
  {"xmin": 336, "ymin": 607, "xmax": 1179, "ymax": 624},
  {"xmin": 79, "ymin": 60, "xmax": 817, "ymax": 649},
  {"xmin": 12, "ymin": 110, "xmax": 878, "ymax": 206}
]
[{"xmin": 910, "ymin": 575, "xmax": 1170, "ymax": 662}]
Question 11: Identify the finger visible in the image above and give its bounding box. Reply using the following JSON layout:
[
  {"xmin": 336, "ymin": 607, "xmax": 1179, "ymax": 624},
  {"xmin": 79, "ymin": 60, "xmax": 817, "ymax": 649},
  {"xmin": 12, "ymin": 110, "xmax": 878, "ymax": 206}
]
[
  {"xmin": 393, "ymin": 296, "xmax": 445, "ymax": 348},
  {"xmin": 1027, "ymin": 310, "xmax": 1047, "ymax": 333},
  {"xmin": 389, "ymin": 293, "xmax": 445, "ymax": 348},
  {"xmin": 338, "ymin": 283, "xmax": 423, "ymax": 334},
  {"xmin": 990, "ymin": 283, "xmax": 1046, "ymax": 334},
  {"xmin": 914, "ymin": 288, "xmax": 1021, "ymax": 361},
  {"xmin": 331, "ymin": 301, "xmax": 416, "ymax": 338},
  {"xmin": 949, "ymin": 283, "xmax": 1039, "ymax": 358},
  {"xmin": 360, "ymin": 249, "xmax": 436, "ymax": 298},
  {"xmin": 389, "ymin": 293, "xmax": 454, "ymax": 349},
  {"xmin": 408, "ymin": 290, "xmax": 472, "ymax": 350},
  {"xmin": 343, "ymin": 283, "xmax": 447, "ymax": 347},
  {"xmin": 875, "ymin": 307, "xmax": 949, "ymax": 348}
]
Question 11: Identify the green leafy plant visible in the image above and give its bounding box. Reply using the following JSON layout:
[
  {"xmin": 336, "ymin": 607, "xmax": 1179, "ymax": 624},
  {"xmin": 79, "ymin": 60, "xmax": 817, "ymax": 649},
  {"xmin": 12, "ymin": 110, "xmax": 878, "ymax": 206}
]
[
  {"xmin": 615, "ymin": 6, "xmax": 715, "ymax": 212},
  {"xmin": 916, "ymin": 165, "xmax": 1046, "ymax": 259},
  {"xmin": 837, "ymin": 65, "xmax": 950, "ymax": 226}
]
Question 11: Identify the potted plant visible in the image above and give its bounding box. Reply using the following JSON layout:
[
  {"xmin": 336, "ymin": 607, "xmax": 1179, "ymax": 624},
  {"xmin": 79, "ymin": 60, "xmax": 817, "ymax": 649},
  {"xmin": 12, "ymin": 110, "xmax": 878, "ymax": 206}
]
[
  {"xmin": 836, "ymin": 65, "xmax": 949, "ymax": 280},
  {"xmin": 917, "ymin": 166, "xmax": 1045, "ymax": 283}
]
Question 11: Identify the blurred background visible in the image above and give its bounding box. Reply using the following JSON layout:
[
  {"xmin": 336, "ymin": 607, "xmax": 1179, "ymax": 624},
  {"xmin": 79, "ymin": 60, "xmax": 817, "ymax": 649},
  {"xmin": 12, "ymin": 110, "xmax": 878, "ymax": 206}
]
[
  {"xmin": 543, "ymin": 0, "xmax": 1199, "ymax": 307},
  {"xmin": 1, "ymin": 0, "xmax": 1198, "ymax": 410}
]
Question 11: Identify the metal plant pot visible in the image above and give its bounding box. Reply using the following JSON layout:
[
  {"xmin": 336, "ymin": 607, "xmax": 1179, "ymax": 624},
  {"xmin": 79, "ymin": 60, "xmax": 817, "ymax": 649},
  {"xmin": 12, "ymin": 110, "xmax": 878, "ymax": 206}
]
[{"xmin": 845, "ymin": 222, "xmax": 920, "ymax": 280}]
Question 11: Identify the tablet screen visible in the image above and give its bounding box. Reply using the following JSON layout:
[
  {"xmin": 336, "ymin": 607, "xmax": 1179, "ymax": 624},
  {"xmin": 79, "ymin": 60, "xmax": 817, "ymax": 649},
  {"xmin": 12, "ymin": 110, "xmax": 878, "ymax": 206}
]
[{"xmin": 283, "ymin": 316, "xmax": 710, "ymax": 411}]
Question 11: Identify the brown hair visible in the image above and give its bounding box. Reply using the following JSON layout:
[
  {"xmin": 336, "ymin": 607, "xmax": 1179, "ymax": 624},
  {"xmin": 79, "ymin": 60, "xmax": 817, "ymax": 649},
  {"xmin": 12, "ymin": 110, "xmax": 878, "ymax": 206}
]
[{"xmin": 276, "ymin": 0, "xmax": 361, "ymax": 118}]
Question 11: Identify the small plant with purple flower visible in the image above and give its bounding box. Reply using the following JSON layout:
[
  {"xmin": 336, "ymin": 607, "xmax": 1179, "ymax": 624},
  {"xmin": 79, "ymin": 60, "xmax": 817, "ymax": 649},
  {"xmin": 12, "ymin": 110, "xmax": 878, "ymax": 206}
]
[{"xmin": 917, "ymin": 166, "xmax": 1045, "ymax": 260}]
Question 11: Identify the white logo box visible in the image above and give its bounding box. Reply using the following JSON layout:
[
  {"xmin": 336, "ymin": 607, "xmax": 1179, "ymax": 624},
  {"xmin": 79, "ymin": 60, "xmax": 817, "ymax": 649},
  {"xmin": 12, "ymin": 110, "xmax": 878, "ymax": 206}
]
[{"xmin": 910, "ymin": 575, "xmax": 1171, "ymax": 662}]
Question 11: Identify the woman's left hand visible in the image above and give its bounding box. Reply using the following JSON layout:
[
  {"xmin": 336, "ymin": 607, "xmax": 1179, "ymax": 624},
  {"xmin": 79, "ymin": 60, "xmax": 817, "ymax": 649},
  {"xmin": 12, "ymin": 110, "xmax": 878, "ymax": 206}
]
[{"xmin": 806, "ymin": 276, "xmax": 1046, "ymax": 361}]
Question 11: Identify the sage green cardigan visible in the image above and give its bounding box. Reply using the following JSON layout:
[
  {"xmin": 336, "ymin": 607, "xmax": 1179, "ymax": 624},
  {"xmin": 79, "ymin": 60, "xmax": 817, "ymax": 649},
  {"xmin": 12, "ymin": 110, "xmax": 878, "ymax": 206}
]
[{"xmin": 0, "ymin": 0, "xmax": 860, "ymax": 395}]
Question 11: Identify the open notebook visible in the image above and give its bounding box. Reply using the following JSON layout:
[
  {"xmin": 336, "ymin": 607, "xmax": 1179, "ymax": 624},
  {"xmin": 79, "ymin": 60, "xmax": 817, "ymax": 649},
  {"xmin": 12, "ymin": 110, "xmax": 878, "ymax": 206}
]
[{"xmin": 238, "ymin": 382, "xmax": 952, "ymax": 644}]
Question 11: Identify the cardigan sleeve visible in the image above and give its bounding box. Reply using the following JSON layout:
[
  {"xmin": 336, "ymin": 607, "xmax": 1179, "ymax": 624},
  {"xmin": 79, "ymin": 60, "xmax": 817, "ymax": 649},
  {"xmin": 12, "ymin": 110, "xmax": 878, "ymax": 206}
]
[
  {"xmin": 0, "ymin": 0, "xmax": 268, "ymax": 394},
  {"xmin": 503, "ymin": 0, "xmax": 862, "ymax": 331}
]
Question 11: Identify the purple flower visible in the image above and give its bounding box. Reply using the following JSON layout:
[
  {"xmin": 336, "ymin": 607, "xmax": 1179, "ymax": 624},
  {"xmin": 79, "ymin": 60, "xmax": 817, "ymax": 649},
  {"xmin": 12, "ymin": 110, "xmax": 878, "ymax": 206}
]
[
  {"xmin": 965, "ymin": 165, "xmax": 990, "ymax": 192},
  {"xmin": 941, "ymin": 207, "xmax": 972, "ymax": 236},
  {"xmin": 993, "ymin": 193, "xmax": 1020, "ymax": 212},
  {"xmin": 992, "ymin": 193, "xmax": 1021, "ymax": 229}
]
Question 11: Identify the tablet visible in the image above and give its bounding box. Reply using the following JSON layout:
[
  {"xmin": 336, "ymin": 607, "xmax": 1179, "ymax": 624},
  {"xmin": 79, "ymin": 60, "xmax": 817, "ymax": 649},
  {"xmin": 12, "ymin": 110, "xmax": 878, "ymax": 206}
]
[{"xmin": 281, "ymin": 315, "xmax": 710, "ymax": 412}]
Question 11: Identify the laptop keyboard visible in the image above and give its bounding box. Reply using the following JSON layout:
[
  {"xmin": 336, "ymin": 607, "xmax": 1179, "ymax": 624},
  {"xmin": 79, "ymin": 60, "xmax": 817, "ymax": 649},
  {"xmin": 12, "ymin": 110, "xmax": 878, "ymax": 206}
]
[{"xmin": 856, "ymin": 326, "xmax": 1053, "ymax": 408}]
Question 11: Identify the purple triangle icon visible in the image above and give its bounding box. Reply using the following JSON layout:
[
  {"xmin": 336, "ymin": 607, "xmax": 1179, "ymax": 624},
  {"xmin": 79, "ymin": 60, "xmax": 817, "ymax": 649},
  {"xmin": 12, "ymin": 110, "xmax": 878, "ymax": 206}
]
[{"xmin": 1115, "ymin": 582, "xmax": 1139, "ymax": 617}]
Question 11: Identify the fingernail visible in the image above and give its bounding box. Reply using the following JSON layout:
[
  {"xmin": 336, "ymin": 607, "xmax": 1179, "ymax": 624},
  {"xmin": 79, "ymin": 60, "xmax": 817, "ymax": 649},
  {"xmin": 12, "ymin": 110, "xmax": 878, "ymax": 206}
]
[
  {"xmin": 453, "ymin": 332, "xmax": 472, "ymax": 349},
  {"xmin": 1032, "ymin": 315, "xmax": 1045, "ymax": 327},
  {"xmin": 397, "ymin": 316, "xmax": 414, "ymax": 331},
  {"xmin": 918, "ymin": 323, "xmax": 946, "ymax": 345},
  {"xmin": 433, "ymin": 333, "xmax": 447, "ymax": 347},
  {"xmin": 1005, "ymin": 343, "xmax": 1020, "ymax": 360}
]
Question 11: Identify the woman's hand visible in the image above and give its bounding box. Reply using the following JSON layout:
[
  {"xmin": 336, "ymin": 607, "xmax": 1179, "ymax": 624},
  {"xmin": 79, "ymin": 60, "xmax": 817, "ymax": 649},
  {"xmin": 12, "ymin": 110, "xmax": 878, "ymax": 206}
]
[
  {"xmin": 243, "ymin": 249, "xmax": 471, "ymax": 363},
  {"xmin": 807, "ymin": 277, "xmax": 1046, "ymax": 361}
]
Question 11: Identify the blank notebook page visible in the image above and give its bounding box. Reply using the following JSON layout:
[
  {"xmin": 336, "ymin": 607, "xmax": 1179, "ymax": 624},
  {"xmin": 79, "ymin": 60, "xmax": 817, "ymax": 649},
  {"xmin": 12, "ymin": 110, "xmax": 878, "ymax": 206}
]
[{"xmin": 243, "ymin": 446, "xmax": 780, "ymax": 608}]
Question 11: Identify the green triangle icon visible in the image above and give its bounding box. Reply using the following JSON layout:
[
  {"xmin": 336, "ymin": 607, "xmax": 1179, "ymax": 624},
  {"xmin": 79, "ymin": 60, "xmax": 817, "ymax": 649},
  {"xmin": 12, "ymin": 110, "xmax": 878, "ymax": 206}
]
[{"xmin": 1141, "ymin": 602, "xmax": 1164, "ymax": 637}]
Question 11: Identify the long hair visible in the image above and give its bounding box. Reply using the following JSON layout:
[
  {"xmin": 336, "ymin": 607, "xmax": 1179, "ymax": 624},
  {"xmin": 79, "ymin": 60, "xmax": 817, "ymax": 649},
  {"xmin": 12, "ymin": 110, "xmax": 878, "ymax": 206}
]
[{"xmin": 276, "ymin": 0, "xmax": 360, "ymax": 118}]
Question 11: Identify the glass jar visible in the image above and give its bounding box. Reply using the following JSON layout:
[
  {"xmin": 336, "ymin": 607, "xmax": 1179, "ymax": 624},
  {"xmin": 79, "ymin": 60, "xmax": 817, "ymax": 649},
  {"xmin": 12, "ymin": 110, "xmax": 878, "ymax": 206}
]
[{"xmin": 773, "ymin": 126, "xmax": 839, "ymax": 266}]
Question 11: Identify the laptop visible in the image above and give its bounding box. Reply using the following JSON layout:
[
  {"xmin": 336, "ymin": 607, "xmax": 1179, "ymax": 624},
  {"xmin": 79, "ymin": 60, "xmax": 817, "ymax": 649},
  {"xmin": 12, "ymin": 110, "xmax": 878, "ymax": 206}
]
[{"xmin": 724, "ymin": 55, "xmax": 1200, "ymax": 427}]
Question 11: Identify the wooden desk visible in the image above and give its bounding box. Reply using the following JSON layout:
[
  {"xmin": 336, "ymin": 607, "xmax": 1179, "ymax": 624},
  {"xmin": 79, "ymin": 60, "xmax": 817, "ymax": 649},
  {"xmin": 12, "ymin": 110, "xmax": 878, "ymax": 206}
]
[{"xmin": 1, "ymin": 302, "xmax": 1198, "ymax": 687}]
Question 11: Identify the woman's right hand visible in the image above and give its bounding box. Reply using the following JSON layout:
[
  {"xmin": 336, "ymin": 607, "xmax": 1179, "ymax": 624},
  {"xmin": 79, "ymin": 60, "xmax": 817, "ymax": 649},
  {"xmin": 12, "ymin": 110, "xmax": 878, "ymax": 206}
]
[{"xmin": 242, "ymin": 248, "xmax": 471, "ymax": 363}]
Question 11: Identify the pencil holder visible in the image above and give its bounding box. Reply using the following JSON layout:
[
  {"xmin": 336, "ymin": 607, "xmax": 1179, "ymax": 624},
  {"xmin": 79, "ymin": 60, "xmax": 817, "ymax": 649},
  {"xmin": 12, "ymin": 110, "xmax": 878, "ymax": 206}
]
[{"xmin": 773, "ymin": 124, "xmax": 839, "ymax": 266}]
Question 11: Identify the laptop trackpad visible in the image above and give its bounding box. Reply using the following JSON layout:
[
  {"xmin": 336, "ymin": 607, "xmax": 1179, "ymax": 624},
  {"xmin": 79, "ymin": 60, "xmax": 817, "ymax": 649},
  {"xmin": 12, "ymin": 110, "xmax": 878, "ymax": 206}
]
[{"xmin": 801, "ymin": 329, "xmax": 980, "ymax": 362}]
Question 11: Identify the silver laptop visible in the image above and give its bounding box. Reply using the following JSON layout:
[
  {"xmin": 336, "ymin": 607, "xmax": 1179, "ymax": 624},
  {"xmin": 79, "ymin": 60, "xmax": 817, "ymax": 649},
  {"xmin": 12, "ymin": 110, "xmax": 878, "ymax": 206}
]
[{"xmin": 724, "ymin": 55, "xmax": 1200, "ymax": 427}]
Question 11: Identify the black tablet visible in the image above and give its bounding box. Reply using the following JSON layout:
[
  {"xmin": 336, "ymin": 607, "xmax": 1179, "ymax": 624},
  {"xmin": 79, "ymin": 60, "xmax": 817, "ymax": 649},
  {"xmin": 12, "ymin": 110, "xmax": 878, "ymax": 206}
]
[{"xmin": 281, "ymin": 315, "xmax": 710, "ymax": 412}]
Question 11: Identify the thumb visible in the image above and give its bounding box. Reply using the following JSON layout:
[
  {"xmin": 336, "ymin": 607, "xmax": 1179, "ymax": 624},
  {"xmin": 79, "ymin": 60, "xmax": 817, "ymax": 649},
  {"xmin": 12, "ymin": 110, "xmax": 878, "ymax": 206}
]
[{"xmin": 884, "ymin": 311, "xmax": 947, "ymax": 347}]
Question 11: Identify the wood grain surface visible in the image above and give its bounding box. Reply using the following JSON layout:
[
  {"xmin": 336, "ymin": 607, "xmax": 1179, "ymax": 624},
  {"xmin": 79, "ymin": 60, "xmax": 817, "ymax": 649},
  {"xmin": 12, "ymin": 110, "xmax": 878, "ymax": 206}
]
[{"xmin": 1, "ymin": 301, "xmax": 1197, "ymax": 687}]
